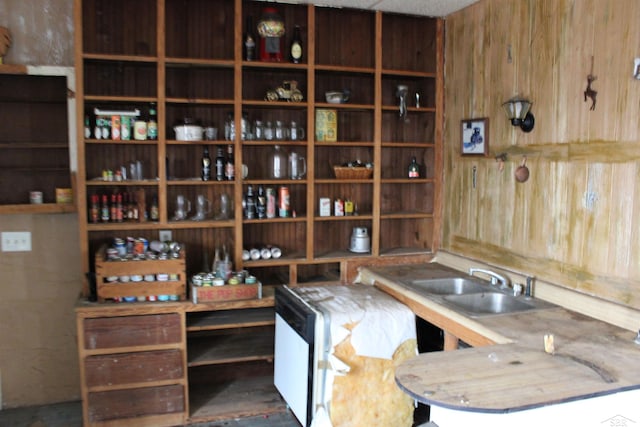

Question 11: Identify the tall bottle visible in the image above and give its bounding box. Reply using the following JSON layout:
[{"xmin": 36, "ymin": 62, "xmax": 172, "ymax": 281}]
[
  {"xmin": 147, "ymin": 102, "xmax": 158, "ymax": 140},
  {"xmin": 215, "ymin": 146, "xmax": 225, "ymax": 181},
  {"xmin": 256, "ymin": 184, "xmax": 266, "ymax": 219},
  {"xmin": 290, "ymin": 25, "xmax": 303, "ymax": 64},
  {"xmin": 243, "ymin": 16, "xmax": 256, "ymax": 61},
  {"xmin": 202, "ymin": 146, "xmax": 211, "ymax": 181},
  {"xmin": 245, "ymin": 185, "xmax": 256, "ymax": 219},
  {"xmin": 225, "ymin": 144, "xmax": 235, "ymax": 181}
]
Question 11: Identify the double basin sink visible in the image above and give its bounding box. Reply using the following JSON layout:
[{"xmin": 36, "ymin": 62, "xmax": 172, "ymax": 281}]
[{"xmin": 399, "ymin": 276, "xmax": 557, "ymax": 317}]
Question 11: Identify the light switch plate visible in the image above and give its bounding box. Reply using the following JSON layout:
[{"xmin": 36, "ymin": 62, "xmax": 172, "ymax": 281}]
[
  {"xmin": 159, "ymin": 230, "xmax": 172, "ymax": 242},
  {"xmin": 1, "ymin": 231, "xmax": 32, "ymax": 252}
]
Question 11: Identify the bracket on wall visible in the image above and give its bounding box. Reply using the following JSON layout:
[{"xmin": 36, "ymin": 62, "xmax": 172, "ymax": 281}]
[{"xmin": 584, "ymin": 56, "xmax": 598, "ymax": 111}]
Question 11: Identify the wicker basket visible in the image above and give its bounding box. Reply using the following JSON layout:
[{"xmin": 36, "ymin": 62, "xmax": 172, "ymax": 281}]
[{"xmin": 333, "ymin": 166, "xmax": 374, "ymax": 180}]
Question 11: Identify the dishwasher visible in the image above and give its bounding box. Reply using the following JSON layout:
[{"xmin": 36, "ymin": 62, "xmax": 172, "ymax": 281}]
[{"xmin": 274, "ymin": 285, "xmax": 328, "ymax": 427}]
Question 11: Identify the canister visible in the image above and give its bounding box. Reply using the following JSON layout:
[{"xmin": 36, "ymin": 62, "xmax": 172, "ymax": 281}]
[
  {"xmin": 315, "ymin": 108, "xmax": 337, "ymax": 142},
  {"xmin": 278, "ymin": 186, "xmax": 290, "ymax": 217},
  {"xmin": 319, "ymin": 197, "xmax": 331, "ymax": 216}
]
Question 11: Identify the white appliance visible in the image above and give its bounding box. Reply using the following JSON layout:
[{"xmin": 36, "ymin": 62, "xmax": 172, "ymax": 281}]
[{"xmin": 274, "ymin": 286, "xmax": 327, "ymax": 427}]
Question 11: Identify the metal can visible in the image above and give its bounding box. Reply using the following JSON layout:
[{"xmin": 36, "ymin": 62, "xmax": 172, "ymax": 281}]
[
  {"xmin": 266, "ymin": 187, "xmax": 276, "ymax": 218},
  {"xmin": 278, "ymin": 186, "xmax": 290, "ymax": 217},
  {"xmin": 334, "ymin": 198, "xmax": 344, "ymax": 216}
]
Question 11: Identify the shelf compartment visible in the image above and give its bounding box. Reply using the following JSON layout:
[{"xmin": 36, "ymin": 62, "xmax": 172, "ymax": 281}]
[
  {"xmin": 381, "ymin": 74, "xmax": 436, "ymax": 109},
  {"xmin": 243, "ymin": 222, "xmax": 307, "ymax": 258},
  {"xmin": 83, "ymin": 59, "xmax": 157, "ymax": 98},
  {"xmin": 82, "ymin": 0, "xmax": 157, "ymax": 56},
  {"xmin": 380, "ymin": 182, "xmax": 434, "ymax": 215},
  {"xmin": 381, "ymin": 110, "xmax": 435, "ymax": 144},
  {"xmin": 188, "ymin": 368, "xmax": 285, "ymax": 423},
  {"xmin": 243, "ymin": 0, "xmax": 309, "ymax": 64},
  {"xmin": 166, "ymin": 64, "xmax": 234, "ymax": 101},
  {"xmin": 165, "ymin": 0, "xmax": 235, "ymax": 60},
  {"xmin": 382, "ymin": 14, "xmax": 439, "ymax": 73},
  {"xmin": 186, "ymin": 307, "xmax": 275, "ymax": 331},
  {"xmin": 322, "ymin": 109, "xmax": 374, "ymax": 143},
  {"xmin": 381, "ymin": 146, "xmax": 435, "ymax": 179},
  {"xmin": 187, "ymin": 327, "xmax": 274, "ymax": 367},
  {"xmin": 314, "ymin": 219, "xmax": 373, "ymax": 256},
  {"xmin": 165, "ymin": 104, "xmax": 232, "ymax": 138},
  {"xmin": 315, "ymin": 70, "xmax": 375, "ymax": 105},
  {"xmin": 315, "ymin": 145, "xmax": 374, "ymax": 180},
  {"xmin": 243, "ymin": 145, "xmax": 309, "ymax": 180},
  {"xmin": 242, "ymin": 68, "xmax": 308, "ymax": 102},
  {"xmin": 84, "ymin": 144, "xmax": 158, "ymax": 181},
  {"xmin": 379, "ymin": 217, "xmax": 435, "ymax": 254},
  {"xmin": 297, "ymin": 262, "xmax": 341, "ymax": 284},
  {"xmin": 315, "ymin": 7, "xmax": 375, "ymax": 68},
  {"xmin": 314, "ymin": 182, "xmax": 373, "ymax": 216}
]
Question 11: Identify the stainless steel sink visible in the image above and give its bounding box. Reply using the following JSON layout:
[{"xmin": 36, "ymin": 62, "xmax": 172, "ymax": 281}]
[
  {"xmin": 442, "ymin": 292, "xmax": 537, "ymax": 316},
  {"xmin": 406, "ymin": 277, "xmax": 488, "ymax": 295}
]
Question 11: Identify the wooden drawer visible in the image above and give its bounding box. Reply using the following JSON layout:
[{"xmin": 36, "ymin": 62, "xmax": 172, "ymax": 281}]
[
  {"xmin": 84, "ymin": 349, "xmax": 183, "ymax": 388},
  {"xmin": 87, "ymin": 384, "xmax": 185, "ymax": 422},
  {"xmin": 83, "ymin": 313, "xmax": 181, "ymax": 350}
]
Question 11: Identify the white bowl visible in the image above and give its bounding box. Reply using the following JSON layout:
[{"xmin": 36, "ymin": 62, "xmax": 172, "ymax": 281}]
[{"xmin": 174, "ymin": 125, "xmax": 204, "ymax": 141}]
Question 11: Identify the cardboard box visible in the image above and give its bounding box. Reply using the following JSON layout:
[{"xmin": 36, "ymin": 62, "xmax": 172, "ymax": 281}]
[
  {"xmin": 191, "ymin": 282, "xmax": 262, "ymax": 304},
  {"xmin": 315, "ymin": 108, "xmax": 338, "ymax": 142}
]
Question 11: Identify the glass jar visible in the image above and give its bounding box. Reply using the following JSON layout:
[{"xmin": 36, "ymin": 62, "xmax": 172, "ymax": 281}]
[
  {"xmin": 264, "ymin": 121, "xmax": 274, "ymax": 141},
  {"xmin": 268, "ymin": 145, "xmax": 288, "ymax": 179}
]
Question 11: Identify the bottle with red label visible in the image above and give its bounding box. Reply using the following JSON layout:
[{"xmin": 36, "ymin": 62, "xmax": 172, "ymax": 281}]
[{"xmin": 408, "ymin": 157, "xmax": 420, "ymax": 178}]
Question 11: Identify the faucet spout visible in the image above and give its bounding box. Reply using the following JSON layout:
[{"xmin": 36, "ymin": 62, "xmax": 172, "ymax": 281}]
[{"xmin": 468, "ymin": 268, "xmax": 510, "ymax": 289}]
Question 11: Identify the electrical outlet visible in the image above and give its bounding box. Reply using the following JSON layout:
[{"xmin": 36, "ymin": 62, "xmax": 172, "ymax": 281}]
[
  {"xmin": 159, "ymin": 230, "xmax": 172, "ymax": 242},
  {"xmin": 1, "ymin": 231, "xmax": 32, "ymax": 252}
]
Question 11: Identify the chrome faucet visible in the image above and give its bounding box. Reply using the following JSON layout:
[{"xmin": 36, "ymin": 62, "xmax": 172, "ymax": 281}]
[{"xmin": 469, "ymin": 268, "xmax": 510, "ymax": 289}]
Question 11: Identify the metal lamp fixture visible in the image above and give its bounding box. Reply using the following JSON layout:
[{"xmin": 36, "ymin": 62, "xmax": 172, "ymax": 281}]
[{"xmin": 502, "ymin": 98, "xmax": 535, "ymax": 132}]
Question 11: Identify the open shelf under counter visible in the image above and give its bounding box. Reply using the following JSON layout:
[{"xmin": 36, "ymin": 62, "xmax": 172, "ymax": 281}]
[
  {"xmin": 187, "ymin": 328, "xmax": 274, "ymax": 367},
  {"xmin": 188, "ymin": 375, "xmax": 285, "ymax": 424},
  {"xmin": 186, "ymin": 307, "xmax": 274, "ymax": 332}
]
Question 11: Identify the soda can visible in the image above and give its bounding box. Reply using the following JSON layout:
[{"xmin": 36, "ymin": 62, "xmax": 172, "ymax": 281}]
[
  {"xmin": 266, "ymin": 187, "xmax": 276, "ymax": 218},
  {"xmin": 278, "ymin": 186, "xmax": 290, "ymax": 217},
  {"xmin": 334, "ymin": 198, "xmax": 344, "ymax": 216}
]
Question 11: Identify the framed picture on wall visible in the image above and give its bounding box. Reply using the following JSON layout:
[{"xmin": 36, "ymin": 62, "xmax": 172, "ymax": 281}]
[{"xmin": 461, "ymin": 118, "xmax": 488, "ymax": 156}]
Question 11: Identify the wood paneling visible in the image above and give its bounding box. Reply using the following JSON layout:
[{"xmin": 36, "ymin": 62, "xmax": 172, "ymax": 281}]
[{"xmin": 443, "ymin": 0, "xmax": 640, "ymax": 309}]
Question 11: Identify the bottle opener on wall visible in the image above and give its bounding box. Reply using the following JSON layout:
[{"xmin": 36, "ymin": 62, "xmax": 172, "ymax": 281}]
[{"xmin": 584, "ymin": 56, "xmax": 598, "ymax": 111}]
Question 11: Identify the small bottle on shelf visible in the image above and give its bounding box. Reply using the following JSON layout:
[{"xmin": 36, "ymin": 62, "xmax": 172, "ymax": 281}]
[
  {"xmin": 89, "ymin": 194, "xmax": 99, "ymax": 223},
  {"xmin": 225, "ymin": 144, "xmax": 235, "ymax": 181},
  {"xmin": 100, "ymin": 194, "xmax": 110, "ymax": 222},
  {"xmin": 202, "ymin": 146, "xmax": 211, "ymax": 181},
  {"xmin": 245, "ymin": 185, "xmax": 256, "ymax": 219},
  {"xmin": 290, "ymin": 25, "xmax": 303, "ymax": 63},
  {"xmin": 147, "ymin": 102, "xmax": 158, "ymax": 140},
  {"xmin": 256, "ymin": 184, "xmax": 266, "ymax": 219},
  {"xmin": 149, "ymin": 195, "xmax": 159, "ymax": 221},
  {"xmin": 408, "ymin": 156, "xmax": 420, "ymax": 179},
  {"xmin": 243, "ymin": 16, "xmax": 256, "ymax": 61},
  {"xmin": 215, "ymin": 146, "xmax": 225, "ymax": 181}
]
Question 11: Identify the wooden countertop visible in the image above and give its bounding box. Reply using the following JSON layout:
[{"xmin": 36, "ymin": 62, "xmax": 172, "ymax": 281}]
[{"xmin": 359, "ymin": 265, "xmax": 640, "ymax": 413}]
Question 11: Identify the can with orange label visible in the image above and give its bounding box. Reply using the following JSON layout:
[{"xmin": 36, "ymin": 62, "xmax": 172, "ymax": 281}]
[{"xmin": 278, "ymin": 186, "xmax": 290, "ymax": 217}]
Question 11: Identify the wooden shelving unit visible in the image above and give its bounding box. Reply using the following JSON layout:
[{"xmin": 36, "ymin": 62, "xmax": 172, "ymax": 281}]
[{"xmin": 74, "ymin": 0, "xmax": 443, "ymax": 425}]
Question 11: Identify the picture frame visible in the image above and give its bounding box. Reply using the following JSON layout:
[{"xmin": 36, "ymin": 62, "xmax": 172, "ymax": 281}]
[{"xmin": 461, "ymin": 118, "xmax": 489, "ymax": 156}]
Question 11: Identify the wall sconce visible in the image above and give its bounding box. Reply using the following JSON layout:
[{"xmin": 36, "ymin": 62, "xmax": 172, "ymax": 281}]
[{"xmin": 502, "ymin": 98, "xmax": 535, "ymax": 132}]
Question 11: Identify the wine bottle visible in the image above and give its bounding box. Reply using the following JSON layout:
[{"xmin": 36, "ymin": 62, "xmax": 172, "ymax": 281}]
[
  {"xmin": 215, "ymin": 146, "xmax": 225, "ymax": 181},
  {"xmin": 243, "ymin": 16, "xmax": 256, "ymax": 61},
  {"xmin": 290, "ymin": 25, "xmax": 303, "ymax": 63},
  {"xmin": 225, "ymin": 144, "xmax": 235, "ymax": 181},
  {"xmin": 202, "ymin": 146, "xmax": 211, "ymax": 181}
]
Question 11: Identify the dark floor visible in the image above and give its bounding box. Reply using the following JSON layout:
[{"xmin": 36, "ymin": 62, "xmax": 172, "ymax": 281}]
[{"xmin": 0, "ymin": 401, "xmax": 301, "ymax": 427}]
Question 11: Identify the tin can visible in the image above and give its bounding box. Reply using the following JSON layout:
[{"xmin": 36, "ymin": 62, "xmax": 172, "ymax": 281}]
[
  {"xmin": 266, "ymin": 187, "xmax": 276, "ymax": 218},
  {"xmin": 319, "ymin": 197, "xmax": 331, "ymax": 216},
  {"xmin": 278, "ymin": 186, "xmax": 290, "ymax": 217},
  {"xmin": 334, "ymin": 198, "xmax": 344, "ymax": 216},
  {"xmin": 121, "ymin": 116, "xmax": 131, "ymax": 140},
  {"xmin": 345, "ymin": 199, "xmax": 354, "ymax": 216}
]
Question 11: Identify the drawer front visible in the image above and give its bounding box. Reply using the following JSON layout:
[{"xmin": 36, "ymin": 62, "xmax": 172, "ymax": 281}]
[
  {"xmin": 83, "ymin": 313, "xmax": 181, "ymax": 349},
  {"xmin": 88, "ymin": 384, "xmax": 185, "ymax": 422},
  {"xmin": 84, "ymin": 349, "xmax": 184, "ymax": 388}
]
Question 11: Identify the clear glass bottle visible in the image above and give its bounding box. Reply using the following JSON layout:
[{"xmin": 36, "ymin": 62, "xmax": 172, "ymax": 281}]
[{"xmin": 268, "ymin": 145, "xmax": 288, "ymax": 179}]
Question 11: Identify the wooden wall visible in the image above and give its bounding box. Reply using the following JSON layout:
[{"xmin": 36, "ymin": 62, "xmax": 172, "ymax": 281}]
[{"xmin": 443, "ymin": 0, "xmax": 640, "ymax": 309}]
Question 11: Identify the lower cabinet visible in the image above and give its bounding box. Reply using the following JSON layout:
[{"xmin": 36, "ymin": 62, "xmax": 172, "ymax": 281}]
[{"xmin": 76, "ymin": 298, "xmax": 282, "ymax": 426}]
